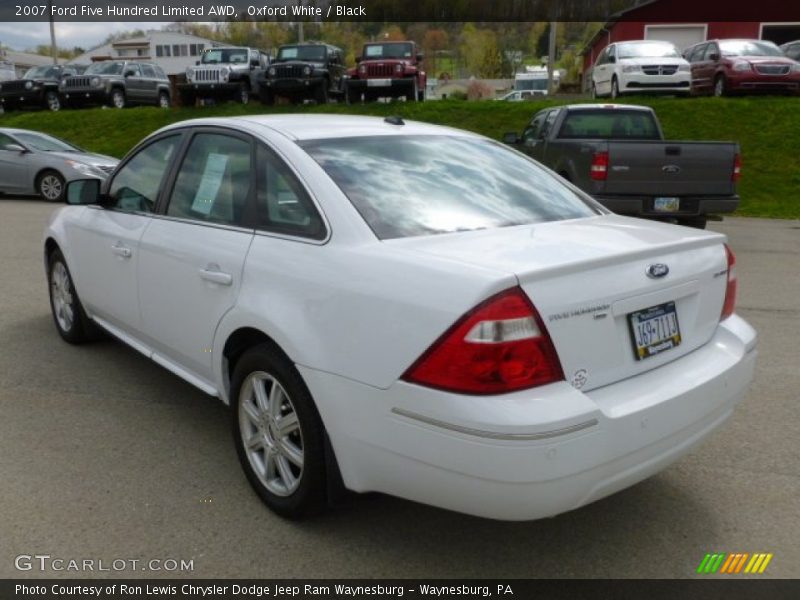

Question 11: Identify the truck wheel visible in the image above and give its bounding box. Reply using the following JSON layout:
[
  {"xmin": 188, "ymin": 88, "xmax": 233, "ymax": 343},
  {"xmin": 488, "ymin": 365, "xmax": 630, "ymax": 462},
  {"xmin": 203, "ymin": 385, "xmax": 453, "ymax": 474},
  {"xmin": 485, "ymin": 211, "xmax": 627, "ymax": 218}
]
[
  {"xmin": 158, "ymin": 91, "xmax": 171, "ymax": 108},
  {"xmin": 315, "ymin": 81, "xmax": 329, "ymax": 104},
  {"xmin": 110, "ymin": 88, "xmax": 126, "ymax": 109},
  {"xmin": 44, "ymin": 90, "xmax": 61, "ymax": 112},
  {"xmin": 611, "ymin": 77, "xmax": 620, "ymax": 99},
  {"xmin": 417, "ymin": 85, "xmax": 425, "ymax": 102},
  {"xmin": 591, "ymin": 82, "xmax": 598, "ymax": 99},
  {"xmin": 37, "ymin": 170, "xmax": 65, "ymax": 202},
  {"xmin": 346, "ymin": 86, "xmax": 361, "ymax": 105},
  {"xmin": 180, "ymin": 90, "xmax": 195, "ymax": 107},
  {"xmin": 238, "ymin": 82, "xmax": 250, "ymax": 105},
  {"xmin": 406, "ymin": 79, "xmax": 418, "ymax": 102},
  {"xmin": 713, "ymin": 75, "xmax": 727, "ymax": 97}
]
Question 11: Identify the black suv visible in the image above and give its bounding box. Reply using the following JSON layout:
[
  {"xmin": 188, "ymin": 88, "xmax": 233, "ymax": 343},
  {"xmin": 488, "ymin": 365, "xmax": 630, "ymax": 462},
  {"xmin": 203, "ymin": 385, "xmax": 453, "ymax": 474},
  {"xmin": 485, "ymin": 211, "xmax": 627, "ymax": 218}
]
[
  {"xmin": 258, "ymin": 42, "xmax": 346, "ymax": 104},
  {"xmin": 0, "ymin": 64, "xmax": 85, "ymax": 112},
  {"xmin": 60, "ymin": 61, "xmax": 171, "ymax": 109}
]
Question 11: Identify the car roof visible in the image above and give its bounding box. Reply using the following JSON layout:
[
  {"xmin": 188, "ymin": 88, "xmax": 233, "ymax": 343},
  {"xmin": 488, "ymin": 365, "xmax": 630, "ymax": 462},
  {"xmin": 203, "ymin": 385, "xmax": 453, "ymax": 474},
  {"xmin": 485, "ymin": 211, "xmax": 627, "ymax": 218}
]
[
  {"xmin": 561, "ymin": 103, "xmax": 653, "ymax": 112},
  {"xmin": 158, "ymin": 114, "xmax": 481, "ymax": 142},
  {"xmin": 0, "ymin": 128, "xmax": 45, "ymax": 135}
]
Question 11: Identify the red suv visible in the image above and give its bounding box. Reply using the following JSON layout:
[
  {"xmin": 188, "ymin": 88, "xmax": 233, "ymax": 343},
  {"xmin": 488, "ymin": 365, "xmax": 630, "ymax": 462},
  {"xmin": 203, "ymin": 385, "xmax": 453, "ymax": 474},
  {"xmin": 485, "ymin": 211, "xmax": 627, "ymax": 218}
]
[
  {"xmin": 684, "ymin": 39, "xmax": 800, "ymax": 96},
  {"xmin": 346, "ymin": 41, "xmax": 426, "ymax": 103}
]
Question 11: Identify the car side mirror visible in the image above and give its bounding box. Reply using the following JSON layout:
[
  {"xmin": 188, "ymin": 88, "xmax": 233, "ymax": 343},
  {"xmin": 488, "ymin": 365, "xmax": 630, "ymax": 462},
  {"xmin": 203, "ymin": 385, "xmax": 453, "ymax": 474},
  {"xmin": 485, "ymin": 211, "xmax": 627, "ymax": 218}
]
[
  {"xmin": 709, "ymin": 52, "xmax": 720, "ymax": 61},
  {"xmin": 355, "ymin": 56, "xmax": 362, "ymax": 63},
  {"xmin": 607, "ymin": 56, "xmax": 616, "ymax": 64},
  {"xmin": 66, "ymin": 179, "xmax": 104, "ymax": 205},
  {"xmin": 2, "ymin": 143, "xmax": 27, "ymax": 153},
  {"xmin": 124, "ymin": 70, "xmax": 135, "ymax": 78},
  {"xmin": 502, "ymin": 132, "xmax": 521, "ymax": 145}
]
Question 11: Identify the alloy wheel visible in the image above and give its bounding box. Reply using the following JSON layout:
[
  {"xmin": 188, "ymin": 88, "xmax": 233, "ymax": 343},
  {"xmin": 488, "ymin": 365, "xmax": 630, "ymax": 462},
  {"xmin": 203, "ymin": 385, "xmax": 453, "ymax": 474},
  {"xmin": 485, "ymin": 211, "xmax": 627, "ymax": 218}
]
[
  {"xmin": 46, "ymin": 92, "xmax": 61, "ymax": 111},
  {"xmin": 50, "ymin": 261, "xmax": 75, "ymax": 333},
  {"xmin": 40, "ymin": 174, "xmax": 63, "ymax": 201}
]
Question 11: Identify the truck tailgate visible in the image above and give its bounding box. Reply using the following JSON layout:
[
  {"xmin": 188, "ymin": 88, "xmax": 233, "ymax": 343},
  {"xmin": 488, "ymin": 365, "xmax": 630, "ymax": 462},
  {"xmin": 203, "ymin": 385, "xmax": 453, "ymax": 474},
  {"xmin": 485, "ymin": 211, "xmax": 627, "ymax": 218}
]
[{"xmin": 601, "ymin": 141, "xmax": 738, "ymax": 197}]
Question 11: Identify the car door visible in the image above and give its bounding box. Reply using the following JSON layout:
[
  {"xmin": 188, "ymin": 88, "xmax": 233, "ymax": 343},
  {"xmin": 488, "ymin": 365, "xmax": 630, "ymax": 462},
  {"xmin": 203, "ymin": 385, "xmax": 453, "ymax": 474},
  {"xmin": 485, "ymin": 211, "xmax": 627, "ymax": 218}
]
[
  {"xmin": 686, "ymin": 43, "xmax": 707, "ymax": 92},
  {"xmin": 592, "ymin": 47, "xmax": 609, "ymax": 93},
  {"xmin": 0, "ymin": 132, "xmax": 29, "ymax": 193},
  {"xmin": 520, "ymin": 111, "xmax": 548, "ymax": 162},
  {"xmin": 136, "ymin": 129, "xmax": 255, "ymax": 385},
  {"xmin": 122, "ymin": 63, "xmax": 145, "ymax": 103},
  {"xmin": 139, "ymin": 64, "xmax": 160, "ymax": 104},
  {"xmin": 66, "ymin": 133, "xmax": 183, "ymax": 337}
]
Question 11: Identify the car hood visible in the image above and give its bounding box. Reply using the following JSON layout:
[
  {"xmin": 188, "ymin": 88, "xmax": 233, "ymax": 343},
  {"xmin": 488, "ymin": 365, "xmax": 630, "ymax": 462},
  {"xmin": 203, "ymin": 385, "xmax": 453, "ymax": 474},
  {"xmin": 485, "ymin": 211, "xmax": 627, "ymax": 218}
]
[
  {"xmin": 730, "ymin": 55, "xmax": 797, "ymax": 64},
  {"xmin": 48, "ymin": 151, "xmax": 118, "ymax": 166},
  {"xmin": 619, "ymin": 56, "xmax": 688, "ymax": 66}
]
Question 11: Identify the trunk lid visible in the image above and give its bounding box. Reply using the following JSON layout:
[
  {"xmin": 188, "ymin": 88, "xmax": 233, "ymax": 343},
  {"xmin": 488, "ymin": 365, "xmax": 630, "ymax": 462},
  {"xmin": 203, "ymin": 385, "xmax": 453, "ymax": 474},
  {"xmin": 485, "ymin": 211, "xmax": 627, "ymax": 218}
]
[
  {"xmin": 388, "ymin": 215, "xmax": 730, "ymax": 392},
  {"xmin": 600, "ymin": 140, "xmax": 738, "ymax": 197}
]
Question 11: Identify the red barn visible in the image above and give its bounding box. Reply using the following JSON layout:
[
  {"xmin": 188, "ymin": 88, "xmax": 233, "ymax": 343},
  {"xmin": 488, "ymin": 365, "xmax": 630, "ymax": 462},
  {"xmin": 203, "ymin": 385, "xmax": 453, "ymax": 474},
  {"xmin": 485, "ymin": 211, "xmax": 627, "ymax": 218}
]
[{"xmin": 580, "ymin": 0, "xmax": 800, "ymax": 90}]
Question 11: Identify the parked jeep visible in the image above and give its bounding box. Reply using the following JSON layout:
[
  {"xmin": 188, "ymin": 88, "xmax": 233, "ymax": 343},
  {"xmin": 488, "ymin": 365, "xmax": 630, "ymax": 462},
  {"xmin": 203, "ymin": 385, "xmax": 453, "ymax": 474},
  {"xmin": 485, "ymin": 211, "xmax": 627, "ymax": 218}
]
[
  {"xmin": 60, "ymin": 61, "xmax": 171, "ymax": 109},
  {"xmin": 257, "ymin": 42, "xmax": 346, "ymax": 105},
  {"xmin": 346, "ymin": 41, "xmax": 426, "ymax": 103},
  {"xmin": 180, "ymin": 47, "xmax": 269, "ymax": 106},
  {"xmin": 0, "ymin": 64, "xmax": 85, "ymax": 112}
]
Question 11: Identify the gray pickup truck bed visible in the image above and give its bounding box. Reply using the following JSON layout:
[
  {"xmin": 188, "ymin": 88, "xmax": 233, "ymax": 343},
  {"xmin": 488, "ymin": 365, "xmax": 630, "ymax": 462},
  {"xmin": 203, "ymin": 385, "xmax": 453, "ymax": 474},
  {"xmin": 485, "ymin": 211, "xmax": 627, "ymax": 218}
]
[{"xmin": 506, "ymin": 104, "xmax": 740, "ymax": 228}]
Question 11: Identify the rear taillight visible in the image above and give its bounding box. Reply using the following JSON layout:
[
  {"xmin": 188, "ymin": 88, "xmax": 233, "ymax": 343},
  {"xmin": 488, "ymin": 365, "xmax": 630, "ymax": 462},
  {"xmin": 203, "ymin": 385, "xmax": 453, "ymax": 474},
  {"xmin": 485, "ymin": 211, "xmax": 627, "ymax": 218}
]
[
  {"xmin": 402, "ymin": 288, "xmax": 564, "ymax": 395},
  {"xmin": 590, "ymin": 151, "xmax": 609, "ymax": 181},
  {"xmin": 732, "ymin": 153, "xmax": 741, "ymax": 183},
  {"xmin": 721, "ymin": 243, "xmax": 737, "ymax": 320}
]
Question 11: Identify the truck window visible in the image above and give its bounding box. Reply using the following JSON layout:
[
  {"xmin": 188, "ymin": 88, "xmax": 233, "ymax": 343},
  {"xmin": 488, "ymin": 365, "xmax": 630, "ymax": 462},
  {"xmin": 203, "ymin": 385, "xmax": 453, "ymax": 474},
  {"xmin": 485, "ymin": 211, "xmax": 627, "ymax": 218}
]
[{"xmin": 557, "ymin": 110, "xmax": 661, "ymax": 140}]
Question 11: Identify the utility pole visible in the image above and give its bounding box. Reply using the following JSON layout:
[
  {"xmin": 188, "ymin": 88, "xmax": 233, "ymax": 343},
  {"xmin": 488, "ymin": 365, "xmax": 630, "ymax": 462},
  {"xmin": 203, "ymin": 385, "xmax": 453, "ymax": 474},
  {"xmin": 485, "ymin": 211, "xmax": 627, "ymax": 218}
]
[
  {"xmin": 547, "ymin": 21, "xmax": 557, "ymax": 95},
  {"xmin": 297, "ymin": 0, "xmax": 304, "ymax": 42},
  {"xmin": 47, "ymin": 0, "xmax": 57, "ymax": 64}
]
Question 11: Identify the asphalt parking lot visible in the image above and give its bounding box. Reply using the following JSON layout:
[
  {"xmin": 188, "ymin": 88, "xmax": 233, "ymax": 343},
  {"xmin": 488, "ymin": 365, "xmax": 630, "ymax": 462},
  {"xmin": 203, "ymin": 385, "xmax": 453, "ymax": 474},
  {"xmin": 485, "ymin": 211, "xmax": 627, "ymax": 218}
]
[{"xmin": 0, "ymin": 198, "xmax": 798, "ymax": 579}]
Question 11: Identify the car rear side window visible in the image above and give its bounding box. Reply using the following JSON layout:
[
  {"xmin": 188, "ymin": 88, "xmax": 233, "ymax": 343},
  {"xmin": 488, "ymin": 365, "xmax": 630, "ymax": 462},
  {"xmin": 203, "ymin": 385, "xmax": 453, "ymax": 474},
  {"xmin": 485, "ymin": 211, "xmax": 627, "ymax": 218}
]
[
  {"xmin": 255, "ymin": 145, "xmax": 325, "ymax": 240},
  {"xmin": 302, "ymin": 135, "xmax": 597, "ymax": 240},
  {"xmin": 166, "ymin": 133, "xmax": 253, "ymax": 227},
  {"xmin": 557, "ymin": 110, "xmax": 660, "ymax": 140},
  {"xmin": 108, "ymin": 135, "xmax": 180, "ymax": 213},
  {"xmin": 141, "ymin": 64, "xmax": 156, "ymax": 78}
]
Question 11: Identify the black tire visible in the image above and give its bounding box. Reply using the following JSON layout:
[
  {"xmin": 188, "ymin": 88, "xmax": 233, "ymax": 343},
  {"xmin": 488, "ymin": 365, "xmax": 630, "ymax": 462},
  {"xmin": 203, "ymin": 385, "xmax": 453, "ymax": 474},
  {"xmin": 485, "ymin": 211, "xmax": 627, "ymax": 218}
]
[
  {"xmin": 417, "ymin": 84, "xmax": 425, "ymax": 102},
  {"xmin": 158, "ymin": 91, "xmax": 171, "ymax": 108},
  {"xmin": 47, "ymin": 249, "xmax": 95, "ymax": 344},
  {"xmin": 346, "ymin": 86, "xmax": 361, "ymax": 105},
  {"xmin": 231, "ymin": 344, "xmax": 327, "ymax": 519},
  {"xmin": 591, "ymin": 82, "xmax": 598, "ymax": 99},
  {"xmin": 180, "ymin": 90, "xmax": 195, "ymax": 107},
  {"xmin": 679, "ymin": 217, "xmax": 708, "ymax": 229},
  {"xmin": 238, "ymin": 82, "xmax": 250, "ymax": 105},
  {"xmin": 44, "ymin": 90, "xmax": 61, "ymax": 112},
  {"xmin": 406, "ymin": 79, "xmax": 418, "ymax": 102},
  {"xmin": 315, "ymin": 81, "xmax": 329, "ymax": 104},
  {"xmin": 36, "ymin": 170, "xmax": 65, "ymax": 202},
  {"xmin": 611, "ymin": 76, "xmax": 620, "ymax": 99},
  {"xmin": 713, "ymin": 74, "xmax": 727, "ymax": 97},
  {"xmin": 259, "ymin": 89, "xmax": 274, "ymax": 105},
  {"xmin": 109, "ymin": 88, "xmax": 126, "ymax": 109}
]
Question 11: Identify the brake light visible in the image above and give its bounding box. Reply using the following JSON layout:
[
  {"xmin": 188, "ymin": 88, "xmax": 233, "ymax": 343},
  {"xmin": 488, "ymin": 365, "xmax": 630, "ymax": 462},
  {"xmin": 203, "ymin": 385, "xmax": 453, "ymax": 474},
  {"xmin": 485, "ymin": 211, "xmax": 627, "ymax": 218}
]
[
  {"xmin": 732, "ymin": 153, "xmax": 741, "ymax": 183},
  {"xmin": 590, "ymin": 151, "xmax": 609, "ymax": 181},
  {"xmin": 721, "ymin": 244, "xmax": 737, "ymax": 320},
  {"xmin": 402, "ymin": 288, "xmax": 564, "ymax": 395}
]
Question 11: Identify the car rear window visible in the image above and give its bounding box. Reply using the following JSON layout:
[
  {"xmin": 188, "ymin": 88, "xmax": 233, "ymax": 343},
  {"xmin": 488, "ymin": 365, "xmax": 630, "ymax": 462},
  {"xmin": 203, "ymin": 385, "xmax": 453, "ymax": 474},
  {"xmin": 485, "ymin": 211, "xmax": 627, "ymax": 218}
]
[
  {"xmin": 301, "ymin": 135, "xmax": 598, "ymax": 240},
  {"xmin": 558, "ymin": 110, "xmax": 661, "ymax": 140}
]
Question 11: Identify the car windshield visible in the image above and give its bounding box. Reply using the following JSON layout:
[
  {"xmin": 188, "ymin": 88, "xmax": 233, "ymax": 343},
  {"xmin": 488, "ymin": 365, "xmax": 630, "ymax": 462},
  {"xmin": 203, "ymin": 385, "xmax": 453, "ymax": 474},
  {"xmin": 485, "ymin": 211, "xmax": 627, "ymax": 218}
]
[
  {"xmin": 276, "ymin": 45, "xmax": 327, "ymax": 62},
  {"xmin": 302, "ymin": 135, "xmax": 597, "ymax": 240},
  {"xmin": 617, "ymin": 42, "xmax": 680, "ymax": 58},
  {"xmin": 558, "ymin": 110, "xmax": 661, "ymax": 140},
  {"xmin": 363, "ymin": 43, "xmax": 414, "ymax": 59},
  {"xmin": 15, "ymin": 132, "xmax": 80, "ymax": 152},
  {"xmin": 202, "ymin": 49, "xmax": 249, "ymax": 64},
  {"xmin": 719, "ymin": 40, "xmax": 783, "ymax": 57},
  {"xmin": 85, "ymin": 61, "xmax": 124, "ymax": 75},
  {"xmin": 23, "ymin": 66, "xmax": 60, "ymax": 79}
]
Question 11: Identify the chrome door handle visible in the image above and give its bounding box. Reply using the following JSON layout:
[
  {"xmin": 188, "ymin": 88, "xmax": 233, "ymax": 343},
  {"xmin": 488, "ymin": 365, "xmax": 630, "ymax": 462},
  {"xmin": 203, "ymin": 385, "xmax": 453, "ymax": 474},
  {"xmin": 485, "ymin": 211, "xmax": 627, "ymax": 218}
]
[
  {"xmin": 111, "ymin": 243, "xmax": 132, "ymax": 258},
  {"xmin": 199, "ymin": 266, "xmax": 233, "ymax": 286}
]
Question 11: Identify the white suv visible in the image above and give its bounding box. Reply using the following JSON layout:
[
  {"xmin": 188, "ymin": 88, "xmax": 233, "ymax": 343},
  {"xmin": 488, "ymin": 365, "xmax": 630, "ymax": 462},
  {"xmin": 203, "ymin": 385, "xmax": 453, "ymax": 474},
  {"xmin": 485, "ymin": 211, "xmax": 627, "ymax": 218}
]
[{"xmin": 592, "ymin": 40, "xmax": 691, "ymax": 98}]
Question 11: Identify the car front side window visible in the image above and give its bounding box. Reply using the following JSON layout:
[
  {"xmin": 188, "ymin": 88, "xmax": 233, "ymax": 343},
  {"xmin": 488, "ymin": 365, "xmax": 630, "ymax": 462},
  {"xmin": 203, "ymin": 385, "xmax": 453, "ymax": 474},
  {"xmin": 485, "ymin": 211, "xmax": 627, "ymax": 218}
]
[
  {"xmin": 166, "ymin": 132, "xmax": 253, "ymax": 227},
  {"xmin": 108, "ymin": 135, "xmax": 180, "ymax": 213}
]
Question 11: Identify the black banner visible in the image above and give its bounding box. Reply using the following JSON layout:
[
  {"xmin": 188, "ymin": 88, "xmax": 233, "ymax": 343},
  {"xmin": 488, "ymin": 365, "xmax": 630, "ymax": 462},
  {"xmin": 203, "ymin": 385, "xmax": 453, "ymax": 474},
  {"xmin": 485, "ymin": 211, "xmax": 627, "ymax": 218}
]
[
  {"xmin": 4, "ymin": 0, "xmax": 800, "ymax": 23},
  {"xmin": 2, "ymin": 580, "xmax": 800, "ymax": 600}
]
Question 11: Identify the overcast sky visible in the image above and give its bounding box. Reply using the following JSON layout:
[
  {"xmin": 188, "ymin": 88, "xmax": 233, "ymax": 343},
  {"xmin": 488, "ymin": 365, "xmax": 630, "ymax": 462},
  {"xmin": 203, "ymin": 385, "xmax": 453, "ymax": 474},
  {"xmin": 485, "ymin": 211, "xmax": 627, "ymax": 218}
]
[{"xmin": 0, "ymin": 22, "xmax": 169, "ymax": 52}]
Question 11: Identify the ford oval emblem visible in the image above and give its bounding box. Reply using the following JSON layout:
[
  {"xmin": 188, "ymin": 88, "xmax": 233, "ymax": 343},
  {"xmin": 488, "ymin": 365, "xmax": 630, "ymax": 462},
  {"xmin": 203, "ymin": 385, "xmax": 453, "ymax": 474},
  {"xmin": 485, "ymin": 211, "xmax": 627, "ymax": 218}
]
[
  {"xmin": 662, "ymin": 165, "xmax": 681, "ymax": 174},
  {"xmin": 646, "ymin": 263, "xmax": 670, "ymax": 279}
]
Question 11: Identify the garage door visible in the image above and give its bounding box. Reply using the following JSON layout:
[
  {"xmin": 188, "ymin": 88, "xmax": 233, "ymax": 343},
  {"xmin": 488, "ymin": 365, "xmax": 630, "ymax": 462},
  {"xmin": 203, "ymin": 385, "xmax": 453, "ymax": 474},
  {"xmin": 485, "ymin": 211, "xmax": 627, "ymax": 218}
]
[{"xmin": 645, "ymin": 25, "xmax": 707, "ymax": 53}]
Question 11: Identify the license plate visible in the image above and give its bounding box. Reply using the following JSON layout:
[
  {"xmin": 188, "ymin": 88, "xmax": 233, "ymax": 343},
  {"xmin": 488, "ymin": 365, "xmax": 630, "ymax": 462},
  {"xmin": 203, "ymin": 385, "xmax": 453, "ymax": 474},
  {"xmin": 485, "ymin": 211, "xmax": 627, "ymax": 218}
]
[
  {"xmin": 654, "ymin": 197, "xmax": 680, "ymax": 212},
  {"xmin": 367, "ymin": 78, "xmax": 391, "ymax": 87},
  {"xmin": 628, "ymin": 301, "xmax": 681, "ymax": 360}
]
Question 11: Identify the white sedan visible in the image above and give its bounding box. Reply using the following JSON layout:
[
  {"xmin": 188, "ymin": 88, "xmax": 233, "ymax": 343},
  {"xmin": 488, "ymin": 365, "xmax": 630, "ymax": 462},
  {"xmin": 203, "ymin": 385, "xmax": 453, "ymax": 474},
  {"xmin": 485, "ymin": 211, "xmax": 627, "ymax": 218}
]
[{"xmin": 44, "ymin": 115, "xmax": 756, "ymax": 520}]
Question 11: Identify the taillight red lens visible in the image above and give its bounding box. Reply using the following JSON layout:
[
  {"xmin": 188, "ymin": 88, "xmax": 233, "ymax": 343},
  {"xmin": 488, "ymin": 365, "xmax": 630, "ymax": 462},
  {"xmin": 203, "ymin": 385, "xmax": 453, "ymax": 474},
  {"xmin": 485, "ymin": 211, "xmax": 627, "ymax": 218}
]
[
  {"xmin": 402, "ymin": 288, "xmax": 564, "ymax": 395},
  {"xmin": 721, "ymin": 244, "xmax": 737, "ymax": 320},
  {"xmin": 590, "ymin": 151, "xmax": 609, "ymax": 181},
  {"xmin": 732, "ymin": 153, "xmax": 741, "ymax": 183}
]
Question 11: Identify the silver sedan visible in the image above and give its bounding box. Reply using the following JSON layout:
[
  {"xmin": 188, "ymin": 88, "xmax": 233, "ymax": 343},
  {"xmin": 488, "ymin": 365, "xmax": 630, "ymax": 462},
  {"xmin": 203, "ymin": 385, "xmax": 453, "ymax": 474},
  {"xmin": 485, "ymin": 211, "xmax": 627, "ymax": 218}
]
[{"xmin": 0, "ymin": 128, "xmax": 118, "ymax": 201}]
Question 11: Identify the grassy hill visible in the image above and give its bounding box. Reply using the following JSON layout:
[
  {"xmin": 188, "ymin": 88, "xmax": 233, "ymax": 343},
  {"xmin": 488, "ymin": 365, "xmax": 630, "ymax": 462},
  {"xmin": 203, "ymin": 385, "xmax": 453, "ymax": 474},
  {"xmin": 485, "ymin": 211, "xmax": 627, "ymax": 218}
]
[{"xmin": 2, "ymin": 96, "xmax": 798, "ymax": 218}]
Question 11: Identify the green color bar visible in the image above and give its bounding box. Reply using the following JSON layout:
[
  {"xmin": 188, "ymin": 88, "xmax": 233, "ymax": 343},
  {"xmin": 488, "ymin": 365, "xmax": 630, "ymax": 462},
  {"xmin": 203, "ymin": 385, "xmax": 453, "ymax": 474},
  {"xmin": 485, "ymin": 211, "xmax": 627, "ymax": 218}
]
[
  {"xmin": 697, "ymin": 554, "xmax": 712, "ymax": 574},
  {"xmin": 710, "ymin": 553, "xmax": 727, "ymax": 573}
]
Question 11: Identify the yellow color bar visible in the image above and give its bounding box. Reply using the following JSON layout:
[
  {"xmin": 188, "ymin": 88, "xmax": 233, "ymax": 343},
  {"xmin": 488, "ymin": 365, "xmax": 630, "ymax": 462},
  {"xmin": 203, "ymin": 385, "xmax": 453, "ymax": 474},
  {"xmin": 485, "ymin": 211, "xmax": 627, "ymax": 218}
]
[
  {"xmin": 749, "ymin": 554, "xmax": 766, "ymax": 573},
  {"xmin": 758, "ymin": 553, "xmax": 773, "ymax": 574}
]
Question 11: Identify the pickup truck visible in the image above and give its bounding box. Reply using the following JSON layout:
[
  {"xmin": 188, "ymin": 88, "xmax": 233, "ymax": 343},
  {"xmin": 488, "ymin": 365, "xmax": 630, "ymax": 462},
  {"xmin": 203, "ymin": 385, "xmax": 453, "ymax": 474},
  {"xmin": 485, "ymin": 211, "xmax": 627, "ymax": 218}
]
[{"xmin": 503, "ymin": 104, "xmax": 740, "ymax": 228}]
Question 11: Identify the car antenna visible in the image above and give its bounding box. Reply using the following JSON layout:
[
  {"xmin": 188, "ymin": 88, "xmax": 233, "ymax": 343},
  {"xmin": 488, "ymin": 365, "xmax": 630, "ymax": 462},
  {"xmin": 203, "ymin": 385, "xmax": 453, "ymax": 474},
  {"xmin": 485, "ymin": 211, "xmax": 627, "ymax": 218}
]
[{"xmin": 384, "ymin": 116, "xmax": 405, "ymax": 126}]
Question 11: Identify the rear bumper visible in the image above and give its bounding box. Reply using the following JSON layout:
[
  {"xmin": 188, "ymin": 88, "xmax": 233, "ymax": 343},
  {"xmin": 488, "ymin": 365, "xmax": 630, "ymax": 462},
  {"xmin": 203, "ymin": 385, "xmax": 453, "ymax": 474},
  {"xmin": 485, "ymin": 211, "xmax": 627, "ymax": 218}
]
[
  {"xmin": 300, "ymin": 315, "xmax": 756, "ymax": 520},
  {"xmin": 596, "ymin": 195, "xmax": 740, "ymax": 217}
]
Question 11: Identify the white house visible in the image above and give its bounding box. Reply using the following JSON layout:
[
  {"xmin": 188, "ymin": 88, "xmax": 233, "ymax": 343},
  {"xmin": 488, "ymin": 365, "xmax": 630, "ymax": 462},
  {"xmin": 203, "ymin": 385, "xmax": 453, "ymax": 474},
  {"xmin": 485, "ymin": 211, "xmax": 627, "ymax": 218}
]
[
  {"xmin": 0, "ymin": 49, "xmax": 63, "ymax": 76},
  {"xmin": 73, "ymin": 30, "xmax": 222, "ymax": 76}
]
